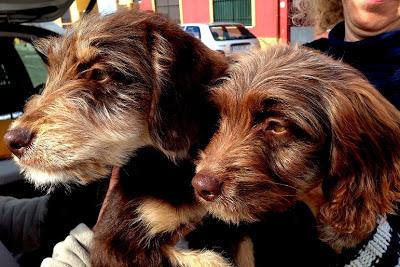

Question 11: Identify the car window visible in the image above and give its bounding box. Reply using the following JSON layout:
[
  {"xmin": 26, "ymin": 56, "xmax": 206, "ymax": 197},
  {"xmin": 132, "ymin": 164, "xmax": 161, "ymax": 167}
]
[
  {"xmin": 15, "ymin": 38, "xmax": 48, "ymax": 90},
  {"xmin": 185, "ymin": 26, "xmax": 201, "ymax": 39},
  {"xmin": 0, "ymin": 37, "xmax": 47, "ymax": 158},
  {"xmin": 209, "ymin": 25, "xmax": 256, "ymax": 41},
  {"xmin": 0, "ymin": 37, "xmax": 46, "ymax": 117}
]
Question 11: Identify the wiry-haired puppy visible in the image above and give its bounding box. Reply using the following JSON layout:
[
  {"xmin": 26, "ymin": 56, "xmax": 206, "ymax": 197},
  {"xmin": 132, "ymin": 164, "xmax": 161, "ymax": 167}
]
[
  {"xmin": 3, "ymin": 10, "xmax": 232, "ymax": 267},
  {"xmin": 193, "ymin": 45, "xmax": 400, "ymax": 264}
]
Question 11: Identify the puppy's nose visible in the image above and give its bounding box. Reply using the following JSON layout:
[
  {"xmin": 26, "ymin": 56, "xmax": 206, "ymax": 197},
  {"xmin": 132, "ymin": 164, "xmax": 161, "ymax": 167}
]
[
  {"xmin": 192, "ymin": 173, "xmax": 222, "ymax": 201},
  {"xmin": 4, "ymin": 128, "xmax": 34, "ymax": 158}
]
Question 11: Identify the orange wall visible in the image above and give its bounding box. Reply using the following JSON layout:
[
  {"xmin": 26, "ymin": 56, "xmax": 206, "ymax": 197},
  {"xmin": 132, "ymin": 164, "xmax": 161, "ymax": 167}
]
[
  {"xmin": 251, "ymin": 0, "xmax": 278, "ymax": 39},
  {"xmin": 139, "ymin": 0, "xmax": 153, "ymax": 11},
  {"xmin": 181, "ymin": 0, "xmax": 210, "ymax": 23}
]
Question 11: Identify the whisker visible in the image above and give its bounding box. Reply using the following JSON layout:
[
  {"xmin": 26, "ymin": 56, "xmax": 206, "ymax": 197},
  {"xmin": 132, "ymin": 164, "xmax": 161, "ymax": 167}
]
[{"xmin": 267, "ymin": 180, "xmax": 298, "ymax": 191}]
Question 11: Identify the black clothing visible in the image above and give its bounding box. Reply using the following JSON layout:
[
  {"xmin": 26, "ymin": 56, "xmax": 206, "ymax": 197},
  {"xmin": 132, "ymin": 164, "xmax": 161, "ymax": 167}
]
[
  {"xmin": 0, "ymin": 196, "xmax": 48, "ymax": 254},
  {"xmin": 306, "ymin": 21, "xmax": 400, "ymax": 109},
  {"xmin": 0, "ymin": 181, "xmax": 107, "ymax": 267}
]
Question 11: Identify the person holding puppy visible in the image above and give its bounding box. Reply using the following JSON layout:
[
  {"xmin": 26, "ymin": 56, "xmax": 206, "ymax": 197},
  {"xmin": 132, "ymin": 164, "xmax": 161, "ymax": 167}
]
[{"xmin": 296, "ymin": 0, "xmax": 400, "ymax": 107}]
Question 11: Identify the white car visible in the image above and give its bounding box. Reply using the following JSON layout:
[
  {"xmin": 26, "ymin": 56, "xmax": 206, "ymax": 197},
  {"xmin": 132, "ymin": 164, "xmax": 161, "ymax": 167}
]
[{"xmin": 181, "ymin": 22, "xmax": 261, "ymax": 55}]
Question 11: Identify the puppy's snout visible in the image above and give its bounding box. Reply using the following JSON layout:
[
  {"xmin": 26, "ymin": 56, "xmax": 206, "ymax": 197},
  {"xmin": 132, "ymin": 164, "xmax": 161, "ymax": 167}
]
[
  {"xmin": 192, "ymin": 173, "xmax": 222, "ymax": 201},
  {"xmin": 4, "ymin": 128, "xmax": 35, "ymax": 158}
]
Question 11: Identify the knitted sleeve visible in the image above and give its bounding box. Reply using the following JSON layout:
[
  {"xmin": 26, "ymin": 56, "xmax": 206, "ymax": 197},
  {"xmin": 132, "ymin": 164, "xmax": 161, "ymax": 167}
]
[{"xmin": 41, "ymin": 223, "xmax": 93, "ymax": 267}]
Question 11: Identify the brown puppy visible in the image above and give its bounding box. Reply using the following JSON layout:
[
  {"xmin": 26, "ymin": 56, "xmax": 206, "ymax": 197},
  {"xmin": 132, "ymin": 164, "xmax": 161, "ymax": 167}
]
[
  {"xmin": 4, "ymin": 10, "xmax": 231, "ymax": 267},
  {"xmin": 193, "ymin": 45, "xmax": 400, "ymax": 255}
]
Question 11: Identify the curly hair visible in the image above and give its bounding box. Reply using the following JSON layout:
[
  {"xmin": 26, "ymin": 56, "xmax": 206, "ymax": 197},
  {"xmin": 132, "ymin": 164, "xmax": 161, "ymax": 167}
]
[{"xmin": 291, "ymin": 0, "xmax": 344, "ymax": 33}]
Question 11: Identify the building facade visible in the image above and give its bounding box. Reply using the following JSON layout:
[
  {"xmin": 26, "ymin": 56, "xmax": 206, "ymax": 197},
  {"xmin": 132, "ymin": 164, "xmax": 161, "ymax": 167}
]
[
  {"xmin": 55, "ymin": 0, "xmax": 308, "ymax": 48},
  {"xmin": 139, "ymin": 0, "xmax": 290, "ymax": 48}
]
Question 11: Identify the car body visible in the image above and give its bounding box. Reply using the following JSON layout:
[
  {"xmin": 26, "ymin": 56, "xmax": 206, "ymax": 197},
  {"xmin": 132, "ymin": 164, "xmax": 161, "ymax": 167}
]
[
  {"xmin": 0, "ymin": 0, "xmax": 71, "ymax": 183},
  {"xmin": 181, "ymin": 22, "xmax": 260, "ymax": 55}
]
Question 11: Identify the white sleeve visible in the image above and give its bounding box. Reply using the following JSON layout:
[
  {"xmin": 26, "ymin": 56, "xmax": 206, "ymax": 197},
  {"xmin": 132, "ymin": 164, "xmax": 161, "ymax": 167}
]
[{"xmin": 41, "ymin": 223, "xmax": 93, "ymax": 267}]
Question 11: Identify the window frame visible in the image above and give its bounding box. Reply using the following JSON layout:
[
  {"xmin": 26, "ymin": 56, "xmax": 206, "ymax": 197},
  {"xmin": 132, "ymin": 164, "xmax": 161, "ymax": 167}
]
[
  {"xmin": 184, "ymin": 25, "xmax": 201, "ymax": 39},
  {"xmin": 154, "ymin": 0, "xmax": 181, "ymax": 24},
  {"xmin": 212, "ymin": 0, "xmax": 254, "ymax": 27}
]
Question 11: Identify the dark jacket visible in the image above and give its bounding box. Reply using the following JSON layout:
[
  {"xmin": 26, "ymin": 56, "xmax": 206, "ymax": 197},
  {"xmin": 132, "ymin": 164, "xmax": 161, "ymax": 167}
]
[
  {"xmin": 0, "ymin": 182, "xmax": 107, "ymax": 267},
  {"xmin": 0, "ymin": 195, "xmax": 49, "ymax": 254},
  {"xmin": 306, "ymin": 21, "xmax": 400, "ymax": 109}
]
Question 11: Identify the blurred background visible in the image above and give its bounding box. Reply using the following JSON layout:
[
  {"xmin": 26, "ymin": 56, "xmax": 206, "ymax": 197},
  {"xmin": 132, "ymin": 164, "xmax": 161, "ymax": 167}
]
[{"xmin": 58, "ymin": 0, "xmax": 315, "ymax": 47}]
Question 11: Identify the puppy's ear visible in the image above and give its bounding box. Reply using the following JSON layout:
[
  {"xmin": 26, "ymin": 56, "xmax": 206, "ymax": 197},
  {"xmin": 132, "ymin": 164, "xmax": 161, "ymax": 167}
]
[
  {"xmin": 148, "ymin": 31, "xmax": 187, "ymax": 154},
  {"xmin": 319, "ymin": 77, "xmax": 400, "ymax": 249},
  {"xmin": 34, "ymin": 36, "xmax": 57, "ymax": 59},
  {"xmin": 146, "ymin": 15, "xmax": 228, "ymax": 157}
]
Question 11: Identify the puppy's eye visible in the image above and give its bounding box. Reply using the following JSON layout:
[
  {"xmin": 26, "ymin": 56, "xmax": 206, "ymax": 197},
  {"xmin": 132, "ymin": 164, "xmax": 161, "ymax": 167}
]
[
  {"xmin": 266, "ymin": 119, "xmax": 287, "ymax": 134},
  {"xmin": 91, "ymin": 69, "xmax": 109, "ymax": 82}
]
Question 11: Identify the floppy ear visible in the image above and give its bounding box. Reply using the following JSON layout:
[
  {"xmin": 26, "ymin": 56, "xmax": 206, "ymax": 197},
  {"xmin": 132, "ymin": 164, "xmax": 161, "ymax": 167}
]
[
  {"xmin": 145, "ymin": 15, "xmax": 228, "ymax": 157},
  {"xmin": 319, "ymin": 77, "xmax": 400, "ymax": 249},
  {"xmin": 34, "ymin": 36, "xmax": 58, "ymax": 59}
]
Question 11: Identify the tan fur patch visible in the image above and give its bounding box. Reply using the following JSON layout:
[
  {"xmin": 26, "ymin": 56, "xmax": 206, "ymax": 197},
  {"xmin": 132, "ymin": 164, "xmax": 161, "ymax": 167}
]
[
  {"xmin": 136, "ymin": 198, "xmax": 207, "ymax": 237},
  {"xmin": 235, "ymin": 236, "xmax": 255, "ymax": 267},
  {"xmin": 163, "ymin": 245, "xmax": 233, "ymax": 267}
]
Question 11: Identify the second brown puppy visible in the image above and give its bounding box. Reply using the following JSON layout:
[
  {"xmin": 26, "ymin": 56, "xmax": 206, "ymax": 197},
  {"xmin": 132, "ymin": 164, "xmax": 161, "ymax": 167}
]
[{"xmin": 194, "ymin": 45, "xmax": 400, "ymax": 261}]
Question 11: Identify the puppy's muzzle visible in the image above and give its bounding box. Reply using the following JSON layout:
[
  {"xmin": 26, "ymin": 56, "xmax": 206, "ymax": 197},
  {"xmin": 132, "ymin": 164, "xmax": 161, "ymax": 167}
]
[
  {"xmin": 4, "ymin": 127, "xmax": 35, "ymax": 158},
  {"xmin": 192, "ymin": 172, "xmax": 222, "ymax": 201}
]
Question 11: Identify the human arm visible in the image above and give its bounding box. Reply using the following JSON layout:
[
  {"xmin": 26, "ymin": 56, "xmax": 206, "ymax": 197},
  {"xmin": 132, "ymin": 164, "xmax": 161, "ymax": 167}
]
[
  {"xmin": 40, "ymin": 167, "xmax": 119, "ymax": 267},
  {"xmin": 0, "ymin": 195, "xmax": 49, "ymax": 253},
  {"xmin": 40, "ymin": 223, "xmax": 93, "ymax": 267}
]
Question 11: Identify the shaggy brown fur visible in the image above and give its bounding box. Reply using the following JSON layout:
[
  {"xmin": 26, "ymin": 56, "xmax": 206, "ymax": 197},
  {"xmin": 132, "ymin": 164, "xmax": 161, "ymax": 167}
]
[
  {"xmin": 4, "ymin": 10, "xmax": 231, "ymax": 267},
  {"xmin": 193, "ymin": 45, "xmax": 400, "ymax": 253}
]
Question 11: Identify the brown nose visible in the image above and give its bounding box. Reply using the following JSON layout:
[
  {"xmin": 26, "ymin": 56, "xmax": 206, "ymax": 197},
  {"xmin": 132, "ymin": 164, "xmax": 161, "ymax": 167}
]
[
  {"xmin": 4, "ymin": 128, "xmax": 34, "ymax": 158},
  {"xmin": 192, "ymin": 173, "xmax": 222, "ymax": 201}
]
